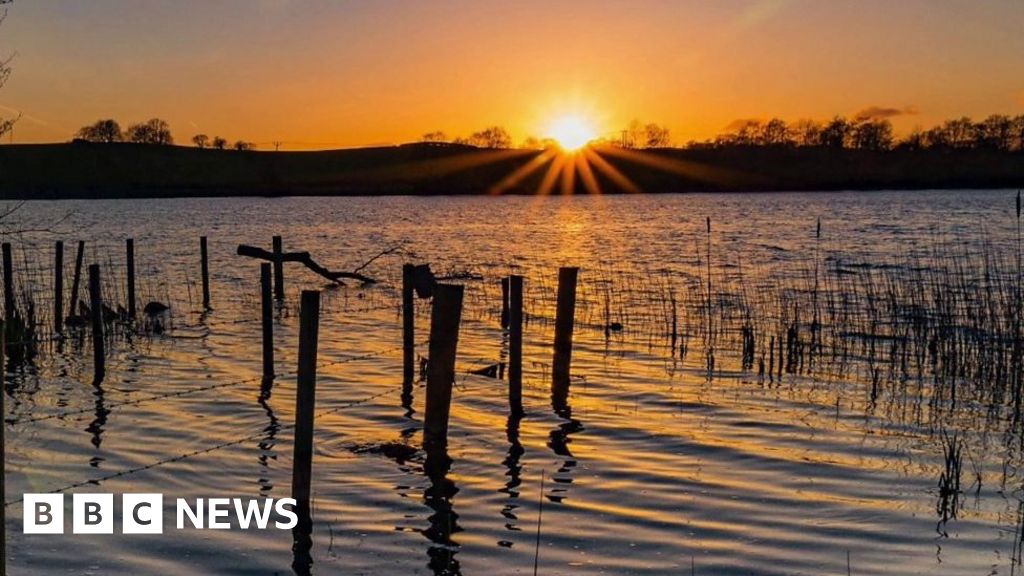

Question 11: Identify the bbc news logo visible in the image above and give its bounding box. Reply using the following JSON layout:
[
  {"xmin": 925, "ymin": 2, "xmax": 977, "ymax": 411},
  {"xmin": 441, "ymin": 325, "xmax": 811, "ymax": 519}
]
[{"xmin": 23, "ymin": 494, "xmax": 298, "ymax": 534}]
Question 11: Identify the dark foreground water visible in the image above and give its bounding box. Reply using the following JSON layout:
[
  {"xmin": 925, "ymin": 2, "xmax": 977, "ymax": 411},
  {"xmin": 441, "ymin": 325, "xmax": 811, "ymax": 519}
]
[{"xmin": 3, "ymin": 190, "xmax": 1024, "ymax": 575}]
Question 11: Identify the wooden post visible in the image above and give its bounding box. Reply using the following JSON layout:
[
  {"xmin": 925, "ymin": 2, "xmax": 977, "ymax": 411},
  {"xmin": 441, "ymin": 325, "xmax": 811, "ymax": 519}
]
[
  {"xmin": 509, "ymin": 275, "xmax": 524, "ymax": 415},
  {"xmin": 126, "ymin": 238, "xmax": 136, "ymax": 320},
  {"xmin": 260, "ymin": 263, "xmax": 274, "ymax": 378},
  {"xmin": 54, "ymin": 240, "xmax": 64, "ymax": 334},
  {"xmin": 89, "ymin": 264, "xmax": 105, "ymax": 382},
  {"xmin": 402, "ymin": 263, "xmax": 415, "ymax": 385},
  {"xmin": 2, "ymin": 242, "xmax": 13, "ymax": 323},
  {"xmin": 552, "ymin": 267, "xmax": 579, "ymax": 399},
  {"xmin": 423, "ymin": 284, "xmax": 464, "ymax": 447},
  {"xmin": 501, "ymin": 276, "xmax": 510, "ymax": 329},
  {"xmin": 272, "ymin": 235, "xmax": 284, "ymax": 301},
  {"xmin": 291, "ymin": 290, "xmax": 320, "ymax": 527},
  {"xmin": 70, "ymin": 240, "xmax": 85, "ymax": 318},
  {"xmin": 200, "ymin": 236, "xmax": 211, "ymax": 310},
  {"xmin": 1, "ymin": 318, "xmax": 5, "ymax": 575}
]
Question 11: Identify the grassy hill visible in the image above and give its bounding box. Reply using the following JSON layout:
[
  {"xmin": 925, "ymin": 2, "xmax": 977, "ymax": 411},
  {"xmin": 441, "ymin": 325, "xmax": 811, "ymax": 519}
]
[{"xmin": 1, "ymin": 141, "xmax": 1022, "ymax": 199}]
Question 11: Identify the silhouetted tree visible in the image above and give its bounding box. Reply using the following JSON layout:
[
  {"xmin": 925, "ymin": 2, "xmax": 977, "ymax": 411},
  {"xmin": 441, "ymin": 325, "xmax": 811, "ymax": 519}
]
[
  {"xmin": 818, "ymin": 117, "xmax": 851, "ymax": 148},
  {"xmin": 791, "ymin": 119, "xmax": 822, "ymax": 147},
  {"xmin": 850, "ymin": 119, "xmax": 894, "ymax": 150},
  {"xmin": 759, "ymin": 118, "xmax": 794, "ymax": 146},
  {"xmin": 973, "ymin": 115, "xmax": 1013, "ymax": 151},
  {"xmin": 0, "ymin": 0, "xmax": 16, "ymax": 139},
  {"xmin": 1011, "ymin": 115, "xmax": 1024, "ymax": 152},
  {"xmin": 76, "ymin": 119, "xmax": 123, "ymax": 143},
  {"xmin": 469, "ymin": 126, "xmax": 511, "ymax": 148},
  {"xmin": 191, "ymin": 134, "xmax": 210, "ymax": 148},
  {"xmin": 619, "ymin": 119, "xmax": 645, "ymax": 148},
  {"xmin": 644, "ymin": 123, "xmax": 671, "ymax": 148},
  {"xmin": 927, "ymin": 117, "xmax": 974, "ymax": 149},
  {"xmin": 211, "ymin": 136, "xmax": 228, "ymax": 150},
  {"xmin": 233, "ymin": 140, "xmax": 253, "ymax": 151},
  {"xmin": 421, "ymin": 131, "xmax": 448, "ymax": 143},
  {"xmin": 127, "ymin": 118, "xmax": 173, "ymax": 145}
]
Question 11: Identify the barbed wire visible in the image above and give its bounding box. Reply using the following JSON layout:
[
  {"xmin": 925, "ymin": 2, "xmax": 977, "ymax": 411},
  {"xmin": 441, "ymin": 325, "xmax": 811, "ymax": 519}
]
[{"xmin": 3, "ymin": 385, "xmax": 399, "ymax": 507}]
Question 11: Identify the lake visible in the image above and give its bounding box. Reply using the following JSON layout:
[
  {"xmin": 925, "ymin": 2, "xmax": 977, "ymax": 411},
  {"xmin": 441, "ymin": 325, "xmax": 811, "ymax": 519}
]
[{"xmin": 3, "ymin": 190, "xmax": 1023, "ymax": 575}]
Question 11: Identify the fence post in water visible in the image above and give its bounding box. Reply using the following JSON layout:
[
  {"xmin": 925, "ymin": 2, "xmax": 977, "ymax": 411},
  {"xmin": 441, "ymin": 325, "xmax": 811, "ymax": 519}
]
[
  {"xmin": 423, "ymin": 284, "xmax": 464, "ymax": 447},
  {"xmin": 291, "ymin": 290, "xmax": 320, "ymax": 529},
  {"xmin": 552, "ymin": 267, "xmax": 579, "ymax": 400},
  {"xmin": 126, "ymin": 238, "xmax": 136, "ymax": 320},
  {"xmin": 509, "ymin": 275, "xmax": 524, "ymax": 415},
  {"xmin": 2, "ymin": 242, "xmax": 13, "ymax": 323},
  {"xmin": 70, "ymin": 240, "xmax": 85, "ymax": 318},
  {"xmin": 260, "ymin": 263, "xmax": 274, "ymax": 379},
  {"xmin": 501, "ymin": 276, "xmax": 510, "ymax": 329},
  {"xmin": 88, "ymin": 264, "xmax": 105, "ymax": 382},
  {"xmin": 54, "ymin": 241, "xmax": 64, "ymax": 334},
  {"xmin": 402, "ymin": 263, "xmax": 415, "ymax": 385},
  {"xmin": 200, "ymin": 236, "xmax": 211, "ymax": 310},
  {"xmin": 272, "ymin": 235, "xmax": 285, "ymax": 301}
]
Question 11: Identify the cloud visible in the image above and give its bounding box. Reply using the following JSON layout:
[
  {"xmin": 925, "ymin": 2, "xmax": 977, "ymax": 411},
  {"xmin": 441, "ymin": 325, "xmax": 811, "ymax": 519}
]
[
  {"xmin": 853, "ymin": 106, "xmax": 919, "ymax": 122},
  {"xmin": 724, "ymin": 118, "xmax": 764, "ymax": 132}
]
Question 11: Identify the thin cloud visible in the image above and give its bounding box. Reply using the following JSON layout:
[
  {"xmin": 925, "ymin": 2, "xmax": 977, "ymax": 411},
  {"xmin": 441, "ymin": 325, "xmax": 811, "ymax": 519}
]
[
  {"xmin": 724, "ymin": 118, "xmax": 764, "ymax": 131},
  {"xmin": 853, "ymin": 106, "xmax": 919, "ymax": 122}
]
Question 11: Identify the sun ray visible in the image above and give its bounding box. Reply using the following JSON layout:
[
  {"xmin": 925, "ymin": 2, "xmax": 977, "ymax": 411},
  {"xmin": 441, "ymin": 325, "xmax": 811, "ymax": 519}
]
[
  {"xmin": 597, "ymin": 145, "xmax": 748, "ymax": 187},
  {"xmin": 574, "ymin": 151, "xmax": 601, "ymax": 196},
  {"xmin": 584, "ymin": 148, "xmax": 641, "ymax": 193},
  {"xmin": 488, "ymin": 149, "xmax": 556, "ymax": 195},
  {"xmin": 559, "ymin": 154, "xmax": 577, "ymax": 195},
  {"xmin": 537, "ymin": 153, "xmax": 567, "ymax": 197}
]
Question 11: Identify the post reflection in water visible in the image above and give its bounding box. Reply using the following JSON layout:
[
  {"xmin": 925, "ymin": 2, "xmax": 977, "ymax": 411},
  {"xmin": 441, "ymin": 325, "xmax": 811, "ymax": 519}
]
[
  {"xmin": 86, "ymin": 371, "xmax": 108, "ymax": 459},
  {"xmin": 257, "ymin": 376, "xmax": 279, "ymax": 494},
  {"xmin": 499, "ymin": 413, "xmax": 524, "ymax": 538},
  {"xmin": 422, "ymin": 442, "xmax": 462, "ymax": 575},
  {"xmin": 548, "ymin": 372, "xmax": 583, "ymax": 503}
]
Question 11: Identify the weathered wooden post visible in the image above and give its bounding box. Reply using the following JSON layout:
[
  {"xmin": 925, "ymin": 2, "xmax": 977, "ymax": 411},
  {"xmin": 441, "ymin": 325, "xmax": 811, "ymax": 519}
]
[
  {"xmin": 1, "ymin": 318, "xmax": 5, "ymax": 574},
  {"xmin": 552, "ymin": 267, "xmax": 579, "ymax": 401},
  {"xmin": 402, "ymin": 263, "xmax": 415, "ymax": 385},
  {"xmin": 2, "ymin": 242, "xmax": 13, "ymax": 323},
  {"xmin": 501, "ymin": 276, "xmax": 510, "ymax": 329},
  {"xmin": 88, "ymin": 264, "xmax": 105, "ymax": 382},
  {"xmin": 291, "ymin": 290, "xmax": 320, "ymax": 531},
  {"xmin": 70, "ymin": 240, "xmax": 85, "ymax": 317},
  {"xmin": 509, "ymin": 275, "xmax": 524, "ymax": 415},
  {"xmin": 200, "ymin": 236, "xmax": 211, "ymax": 310},
  {"xmin": 272, "ymin": 235, "xmax": 285, "ymax": 301},
  {"xmin": 54, "ymin": 240, "xmax": 64, "ymax": 334},
  {"xmin": 260, "ymin": 263, "xmax": 274, "ymax": 378},
  {"xmin": 126, "ymin": 238, "xmax": 136, "ymax": 320},
  {"xmin": 423, "ymin": 284, "xmax": 464, "ymax": 447}
]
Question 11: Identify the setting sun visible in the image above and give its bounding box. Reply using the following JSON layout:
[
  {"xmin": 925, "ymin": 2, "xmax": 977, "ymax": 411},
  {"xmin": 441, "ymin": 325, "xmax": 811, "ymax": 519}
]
[{"xmin": 547, "ymin": 115, "xmax": 596, "ymax": 152}]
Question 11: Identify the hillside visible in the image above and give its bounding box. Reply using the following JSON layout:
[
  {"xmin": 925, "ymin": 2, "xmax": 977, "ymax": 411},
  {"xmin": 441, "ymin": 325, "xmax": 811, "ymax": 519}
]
[{"xmin": 1, "ymin": 141, "xmax": 1022, "ymax": 199}]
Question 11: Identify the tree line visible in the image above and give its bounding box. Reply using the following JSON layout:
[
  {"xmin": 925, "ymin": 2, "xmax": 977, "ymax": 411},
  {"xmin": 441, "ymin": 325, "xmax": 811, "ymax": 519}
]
[
  {"xmin": 697, "ymin": 114, "xmax": 1024, "ymax": 152},
  {"xmin": 75, "ymin": 118, "xmax": 254, "ymax": 150}
]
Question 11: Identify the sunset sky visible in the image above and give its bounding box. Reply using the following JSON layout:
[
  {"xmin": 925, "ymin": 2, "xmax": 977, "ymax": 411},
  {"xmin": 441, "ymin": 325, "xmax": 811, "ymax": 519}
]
[{"xmin": 2, "ymin": 0, "xmax": 1023, "ymax": 149}]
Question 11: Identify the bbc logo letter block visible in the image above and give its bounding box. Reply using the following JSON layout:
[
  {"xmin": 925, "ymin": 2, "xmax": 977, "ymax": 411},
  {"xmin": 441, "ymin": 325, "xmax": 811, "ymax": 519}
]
[{"xmin": 23, "ymin": 494, "xmax": 164, "ymax": 534}]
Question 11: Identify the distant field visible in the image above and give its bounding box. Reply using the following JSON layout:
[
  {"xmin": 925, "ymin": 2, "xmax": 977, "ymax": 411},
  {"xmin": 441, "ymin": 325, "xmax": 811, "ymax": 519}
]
[{"xmin": 1, "ymin": 141, "xmax": 1022, "ymax": 198}]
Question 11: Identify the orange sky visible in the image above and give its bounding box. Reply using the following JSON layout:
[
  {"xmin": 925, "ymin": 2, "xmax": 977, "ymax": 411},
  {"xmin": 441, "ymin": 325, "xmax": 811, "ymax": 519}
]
[{"xmin": 2, "ymin": 0, "xmax": 1023, "ymax": 149}]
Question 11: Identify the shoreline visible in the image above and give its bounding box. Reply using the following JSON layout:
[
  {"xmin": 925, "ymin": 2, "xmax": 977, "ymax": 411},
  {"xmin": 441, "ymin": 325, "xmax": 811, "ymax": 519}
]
[{"xmin": 2, "ymin": 141, "xmax": 1022, "ymax": 200}]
